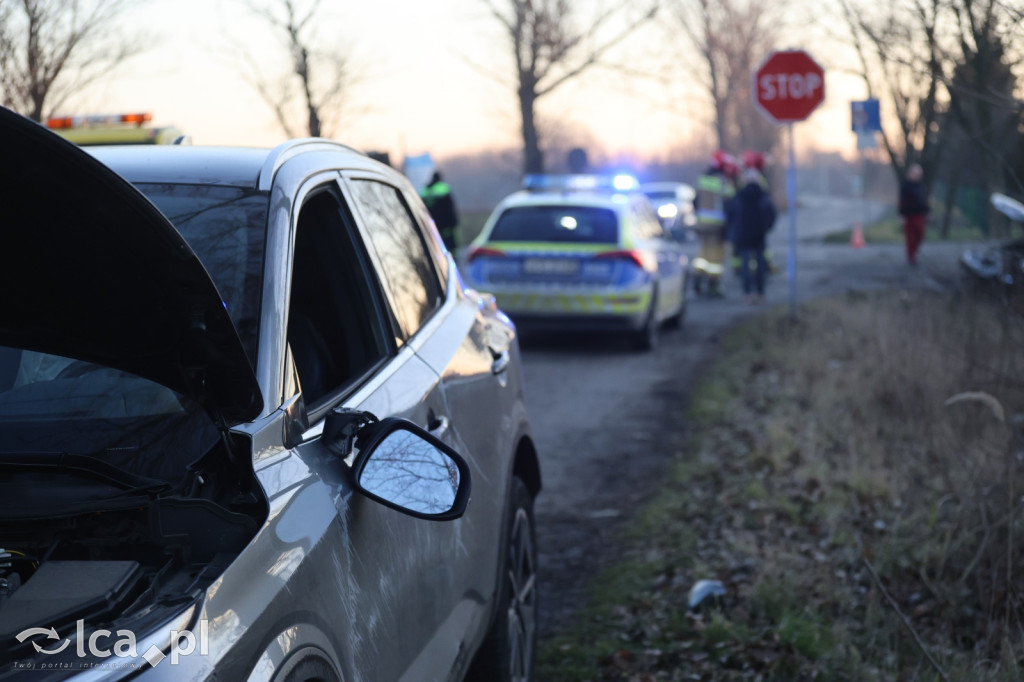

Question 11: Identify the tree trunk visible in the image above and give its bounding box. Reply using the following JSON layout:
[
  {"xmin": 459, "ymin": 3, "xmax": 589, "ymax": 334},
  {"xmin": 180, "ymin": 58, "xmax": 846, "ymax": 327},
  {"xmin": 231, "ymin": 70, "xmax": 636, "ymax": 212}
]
[
  {"xmin": 29, "ymin": 98, "xmax": 44, "ymax": 123},
  {"xmin": 519, "ymin": 84, "xmax": 543, "ymax": 175}
]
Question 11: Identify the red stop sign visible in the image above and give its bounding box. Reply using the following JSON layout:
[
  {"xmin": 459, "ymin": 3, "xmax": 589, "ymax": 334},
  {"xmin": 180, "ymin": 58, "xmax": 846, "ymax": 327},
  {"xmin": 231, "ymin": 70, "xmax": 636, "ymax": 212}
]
[{"xmin": 753, "ymin": 50, "xmax": 825, "ymax": 123}]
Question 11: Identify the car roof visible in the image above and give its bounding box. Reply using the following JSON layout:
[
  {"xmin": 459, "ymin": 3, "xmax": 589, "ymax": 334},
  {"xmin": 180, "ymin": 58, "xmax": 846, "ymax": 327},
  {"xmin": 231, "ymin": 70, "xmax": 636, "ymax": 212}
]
[
  {"xmin": 90, "ymin": 146, "xmax": 271, "ymax": 188},
  {"xmin": 494, "ymin": 189, "xmax": 643, "ymax": 214},
  {"xmin": 639, "ymin": 182, "xmax": 695, "ymax": 197},
  {"xmin": 90, "ymin": 139, "xmax": 389, "ymax": 190}
]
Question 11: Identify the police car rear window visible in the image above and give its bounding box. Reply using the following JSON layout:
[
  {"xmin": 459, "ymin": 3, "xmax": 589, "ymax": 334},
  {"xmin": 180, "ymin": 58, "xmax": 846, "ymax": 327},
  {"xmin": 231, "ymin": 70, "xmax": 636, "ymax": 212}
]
[{"xmin": 490, "ymin": 205, "xmax": 618, "ymax": 243}]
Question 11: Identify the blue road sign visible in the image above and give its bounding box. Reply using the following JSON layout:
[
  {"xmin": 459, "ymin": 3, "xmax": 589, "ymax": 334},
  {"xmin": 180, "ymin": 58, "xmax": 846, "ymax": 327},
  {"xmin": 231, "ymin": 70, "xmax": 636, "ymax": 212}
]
[{"xmin": 851, "ymin": 99, "xmax": 881, "ymax": 132}]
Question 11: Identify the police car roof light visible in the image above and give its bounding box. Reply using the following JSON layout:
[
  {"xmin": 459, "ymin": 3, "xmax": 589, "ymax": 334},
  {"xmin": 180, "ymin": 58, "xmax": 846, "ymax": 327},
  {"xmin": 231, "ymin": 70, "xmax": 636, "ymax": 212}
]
[
  {"xmin": 522, "ymin": 173, "xmax": 639, "ymax": 193},
  {"xmin": 46, "ymin": 112, "xmax": 153, "ymax": 130}
]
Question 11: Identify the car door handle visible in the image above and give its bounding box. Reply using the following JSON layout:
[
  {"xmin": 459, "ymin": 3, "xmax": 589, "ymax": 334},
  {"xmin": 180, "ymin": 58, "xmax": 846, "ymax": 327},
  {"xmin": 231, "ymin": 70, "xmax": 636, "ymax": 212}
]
[
  {"xmin": 427, "ymin": 415, "xmax": 449, "ymax": 439},
  {"xmin": 490, "ymin": 349, "xmax": 510, "ymax": 375}
]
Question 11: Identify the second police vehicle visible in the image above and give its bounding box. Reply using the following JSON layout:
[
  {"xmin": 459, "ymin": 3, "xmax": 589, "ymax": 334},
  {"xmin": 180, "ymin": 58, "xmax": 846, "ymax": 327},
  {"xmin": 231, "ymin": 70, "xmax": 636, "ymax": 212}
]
[{"xmin": 466, "ymin": 174, "xmax": 689, "ymax": 350}]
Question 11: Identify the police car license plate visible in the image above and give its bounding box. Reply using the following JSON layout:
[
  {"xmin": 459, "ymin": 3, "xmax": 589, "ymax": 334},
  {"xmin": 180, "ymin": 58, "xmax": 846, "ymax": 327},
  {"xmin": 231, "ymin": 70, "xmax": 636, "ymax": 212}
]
[{"xmin": 522, "ymin": 258, "xmax": 580, "ymax": 275}]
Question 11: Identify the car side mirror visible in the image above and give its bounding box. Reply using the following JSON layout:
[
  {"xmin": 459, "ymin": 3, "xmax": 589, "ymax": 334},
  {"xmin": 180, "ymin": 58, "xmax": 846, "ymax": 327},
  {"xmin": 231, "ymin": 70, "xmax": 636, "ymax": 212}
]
[{"xmin": 352, "ymin": 418, "xmax": 471, "ymax": 521}]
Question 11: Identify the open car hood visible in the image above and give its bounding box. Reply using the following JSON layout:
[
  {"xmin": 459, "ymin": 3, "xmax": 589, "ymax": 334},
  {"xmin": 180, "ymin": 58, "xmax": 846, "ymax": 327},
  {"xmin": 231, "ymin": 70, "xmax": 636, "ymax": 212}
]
[{"xmin": 0, "ymin": 107, "xmax": 263, "ymax": 424}]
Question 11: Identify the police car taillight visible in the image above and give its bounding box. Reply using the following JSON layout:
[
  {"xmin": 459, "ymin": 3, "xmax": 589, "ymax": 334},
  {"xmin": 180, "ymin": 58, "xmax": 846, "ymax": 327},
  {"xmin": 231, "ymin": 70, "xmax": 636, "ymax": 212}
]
[
  {"xmin": 468, "ymin": 247, "xmax": 506, "ymax": 264},
  {"xmin": 595, "ymin": 250, "xmax": 655, "ymax": 271},
  {"xmin": 46, "ymin": 112, "xmax": 153, "ymax": 129}
]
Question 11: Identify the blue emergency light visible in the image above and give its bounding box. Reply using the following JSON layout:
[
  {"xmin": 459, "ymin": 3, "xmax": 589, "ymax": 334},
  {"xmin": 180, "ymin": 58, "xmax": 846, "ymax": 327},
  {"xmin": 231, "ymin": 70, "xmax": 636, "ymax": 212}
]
[{"xmin": 522, "ymin": 174, "xmax": 640, "ymax": 193}]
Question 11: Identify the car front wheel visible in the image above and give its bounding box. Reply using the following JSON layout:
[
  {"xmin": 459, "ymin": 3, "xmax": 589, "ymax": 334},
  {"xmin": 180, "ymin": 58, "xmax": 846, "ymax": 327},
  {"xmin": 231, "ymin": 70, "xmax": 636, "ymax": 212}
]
[{"xmin": 467, "ymin": 477, "xmax": 537, "ymax": 682}]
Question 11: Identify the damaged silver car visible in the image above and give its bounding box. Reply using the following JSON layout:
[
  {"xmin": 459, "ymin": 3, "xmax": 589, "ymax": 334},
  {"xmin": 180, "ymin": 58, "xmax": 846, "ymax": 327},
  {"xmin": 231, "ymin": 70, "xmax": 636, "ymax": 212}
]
[{"xmin": 0, "ymin": 107, "xmax": 540, "ymax": 681}]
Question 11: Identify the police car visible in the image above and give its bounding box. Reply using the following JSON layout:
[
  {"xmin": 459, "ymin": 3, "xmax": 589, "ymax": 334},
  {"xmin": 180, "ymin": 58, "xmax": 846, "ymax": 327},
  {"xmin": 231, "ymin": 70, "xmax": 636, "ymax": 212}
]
[
  {"xmin": 46, "ymin": 112, "xmax": 189, "ymax": 145},
  {"xmin": 640, "ymin": 181, "xmax": 697, "ymax": 237},
  {"xmin": 466, "ymin": 174, "xmax": 689, "ymax": 350}
]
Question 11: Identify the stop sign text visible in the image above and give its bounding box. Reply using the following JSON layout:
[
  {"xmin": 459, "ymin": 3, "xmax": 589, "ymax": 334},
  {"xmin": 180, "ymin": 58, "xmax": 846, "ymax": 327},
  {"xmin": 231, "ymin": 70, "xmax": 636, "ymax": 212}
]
[
  {"xmin": 753, "ymin": 50, "xmax": 825, "ymax": 124},
  {"xmin": 758, "ymin": 72, "xmax": 822, "ymax": 101}
]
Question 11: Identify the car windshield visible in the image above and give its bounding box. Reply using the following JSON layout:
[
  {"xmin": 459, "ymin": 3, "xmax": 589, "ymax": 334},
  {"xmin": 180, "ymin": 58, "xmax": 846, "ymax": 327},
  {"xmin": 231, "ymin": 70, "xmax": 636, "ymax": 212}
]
[
  {"xmin": 0, "ymin": 185, "xmax": 267, "ymax": 496},
  {"xmin": 643, "ymin": 191, "xmax": 677, "ymax": 200},
  {"xmin": 490, "ymin": 205, "xmax": 619, "ymax": 244},
  {"xmin": 138, "ymin": 183, "xmax": 269, "ymax": 362}
]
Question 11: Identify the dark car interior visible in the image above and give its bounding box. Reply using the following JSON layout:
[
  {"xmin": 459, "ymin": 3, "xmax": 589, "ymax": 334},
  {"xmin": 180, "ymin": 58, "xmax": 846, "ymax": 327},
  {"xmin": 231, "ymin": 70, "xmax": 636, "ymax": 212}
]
[{"xmin": 287, "ymin": 189, "xmax": 390, "ymax": 407}]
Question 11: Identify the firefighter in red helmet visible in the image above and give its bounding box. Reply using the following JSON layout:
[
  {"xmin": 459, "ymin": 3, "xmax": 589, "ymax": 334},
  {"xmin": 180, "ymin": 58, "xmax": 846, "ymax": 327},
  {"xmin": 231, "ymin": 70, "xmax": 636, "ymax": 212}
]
[{"xmin": 692, "ymin": 151, "xmax": 737, "ymax": 296}]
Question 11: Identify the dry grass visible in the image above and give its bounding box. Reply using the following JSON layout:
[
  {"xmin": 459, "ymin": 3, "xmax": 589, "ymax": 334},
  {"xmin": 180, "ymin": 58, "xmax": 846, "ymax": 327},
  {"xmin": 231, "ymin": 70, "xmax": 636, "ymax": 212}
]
[
  {"xmin": 538, "ymin": 289, "xmax": 1024, "ymax": 681},
  {"xmin": 727, "ymin": 291, "xmax": 1024, "ymax": 679}
]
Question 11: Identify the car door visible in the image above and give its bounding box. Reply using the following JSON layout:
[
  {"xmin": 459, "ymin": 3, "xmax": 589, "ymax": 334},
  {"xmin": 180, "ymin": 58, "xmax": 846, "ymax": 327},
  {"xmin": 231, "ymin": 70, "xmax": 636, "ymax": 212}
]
[
  {"xmin": 353, "ymin": 176, "xmax": 524, "ymax": 640},
  {"xmin": 338, "ymin": 173, "xmax": 499, "ymax": 678},
  {"xmin": 632, "ymin": 202, "xmax": 687, "ymax": 319},
  {"xmin": 280, "ymin": 175, "xmax": 466, "ymax": 681}
]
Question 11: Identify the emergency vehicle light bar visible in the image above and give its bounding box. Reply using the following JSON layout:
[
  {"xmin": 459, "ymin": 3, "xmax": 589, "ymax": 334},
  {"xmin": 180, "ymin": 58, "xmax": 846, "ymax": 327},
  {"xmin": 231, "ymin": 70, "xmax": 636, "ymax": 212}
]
[
  {"xmin": 523, "ymin": 173, "xmax": 639, "ymax": 193},
  {"xmin": 46, "ymin": 112, "xmax": 153, "ymax": 130}
]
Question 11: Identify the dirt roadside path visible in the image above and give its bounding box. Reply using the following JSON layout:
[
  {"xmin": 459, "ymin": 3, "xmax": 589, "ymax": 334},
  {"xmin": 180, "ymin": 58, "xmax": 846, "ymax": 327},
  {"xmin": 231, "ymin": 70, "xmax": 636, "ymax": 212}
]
[{"xmin": 520, "ymin": 237, "xmax": 974, "ymax": 640}]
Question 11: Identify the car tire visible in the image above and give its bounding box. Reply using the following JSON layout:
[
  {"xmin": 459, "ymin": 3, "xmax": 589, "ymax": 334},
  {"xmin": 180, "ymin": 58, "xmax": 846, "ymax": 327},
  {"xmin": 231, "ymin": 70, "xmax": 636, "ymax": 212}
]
[
  {"xmin": 631, "ymin": 295, "xmax": 659, "ymax": 352},
  {"xmin": 280, "ymin": 653, "xmax": 341, "ymax": 682},
  {"xmin": 664, "ymin": 278, "xmax": 687, "ymax": 330},
  {"xmin": 466, "ymin": 477, "xmax": 537, "ymax": 682}
]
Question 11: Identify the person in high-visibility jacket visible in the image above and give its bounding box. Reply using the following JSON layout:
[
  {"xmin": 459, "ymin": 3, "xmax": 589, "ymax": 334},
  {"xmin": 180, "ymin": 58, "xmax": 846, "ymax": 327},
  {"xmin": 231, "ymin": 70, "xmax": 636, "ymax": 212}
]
[
  {"xmin": 420, "ymin": 171, "xmax": 459, "ymax": 252},
  {"xmin": 692, "ymin": 151, "xmax": 737, "ymax": 296}
]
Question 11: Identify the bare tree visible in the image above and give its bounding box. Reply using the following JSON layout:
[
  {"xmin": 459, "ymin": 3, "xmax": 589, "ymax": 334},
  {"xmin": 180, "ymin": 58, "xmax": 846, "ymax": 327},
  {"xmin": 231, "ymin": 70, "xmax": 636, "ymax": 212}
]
[
  {"xmin": 0, "ymin": 0, "xmax": 144, "ymax": 122},
  {"xmin": 837, "ymin": 0, "xmax": 1023, "ymax": 235},
  {"xmin": 837, "ymin": 0, "xmax": 950, "ymax": 183},
  {"xmin": 667, "ymin": 0, "xmax": 781, "ymax": 156},
  {"xmin": 943, "ymin": 0, "xmax": 1022, "ymax": 234},
  {"xmin": 238, "ymin": 0, "xmax": 351, "ymax": 138},
  {"xmin": 481, "ymin": 0, "xmax": 659, "ymax": 174}
]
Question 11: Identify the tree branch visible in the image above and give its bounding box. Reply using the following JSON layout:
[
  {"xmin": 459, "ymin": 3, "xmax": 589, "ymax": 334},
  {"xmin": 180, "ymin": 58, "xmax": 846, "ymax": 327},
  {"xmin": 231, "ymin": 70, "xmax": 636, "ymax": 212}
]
[{"xmin": 536, "ymin": 2, "xmax": 658, "ymax": 98}]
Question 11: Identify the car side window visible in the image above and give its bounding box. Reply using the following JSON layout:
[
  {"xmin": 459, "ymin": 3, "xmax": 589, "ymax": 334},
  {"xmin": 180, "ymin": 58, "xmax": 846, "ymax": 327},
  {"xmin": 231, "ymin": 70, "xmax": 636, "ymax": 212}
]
[
  {"xmin": 408, "ymin": 191, "xmax": 451, "ymax": 291},
  {"xmin": 347, "ymin": 179, "xmax": 444, "ymax": 343},
  {"xmin": 633, "ymin": 204, "xmax": 664, "ymax": 240},
  {"xmin": 624, "ymin": 207, "xmax": 646, "ymax": 241},
  {"xmin": 287, "ymin": 187, "xmax": 391, "ymax": 406}
]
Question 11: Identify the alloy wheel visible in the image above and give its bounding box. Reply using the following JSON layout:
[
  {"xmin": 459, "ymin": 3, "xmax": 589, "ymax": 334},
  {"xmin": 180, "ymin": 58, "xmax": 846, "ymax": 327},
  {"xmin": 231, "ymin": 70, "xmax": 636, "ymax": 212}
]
[{"xmin": 506, "ymin": 507, "xmax": 536, "ymax": 681}]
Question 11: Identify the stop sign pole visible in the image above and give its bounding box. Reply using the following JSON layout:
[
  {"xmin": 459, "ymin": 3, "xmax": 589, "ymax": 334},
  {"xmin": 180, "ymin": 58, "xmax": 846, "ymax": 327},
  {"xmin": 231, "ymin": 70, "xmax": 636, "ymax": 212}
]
[{"xmin": 753, "ymin": 50, "xmax": 825, "ymax": 317}]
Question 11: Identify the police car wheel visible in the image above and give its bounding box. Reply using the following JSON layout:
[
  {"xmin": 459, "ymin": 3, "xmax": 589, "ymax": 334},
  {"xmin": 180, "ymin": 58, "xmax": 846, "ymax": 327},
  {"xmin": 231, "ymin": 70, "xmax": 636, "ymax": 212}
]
[
  {"xmin": 665, "ymin": 281, "xmax": 687, "ymax": 330},
  {"xmin": 631, "ymin": 296, "xmax": 659, "ymax": 352}
]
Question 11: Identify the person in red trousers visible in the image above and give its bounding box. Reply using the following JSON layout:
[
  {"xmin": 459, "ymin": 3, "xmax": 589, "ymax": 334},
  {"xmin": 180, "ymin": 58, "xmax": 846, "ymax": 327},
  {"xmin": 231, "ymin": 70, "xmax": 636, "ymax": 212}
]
[{"xmin": 898, "ymin": 163, "xmax": 929, "ymax": 266}]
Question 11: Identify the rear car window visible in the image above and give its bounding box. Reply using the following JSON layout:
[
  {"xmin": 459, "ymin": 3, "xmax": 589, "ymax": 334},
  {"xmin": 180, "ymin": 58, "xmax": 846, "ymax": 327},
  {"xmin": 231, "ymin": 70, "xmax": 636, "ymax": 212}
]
[
  {"xmin": 489, "ymin": 205, "xmax": 619, "ymax": 244},
  {"xmin": 643, "ymin": 191, "xmax": 676, "ymax": 200}
]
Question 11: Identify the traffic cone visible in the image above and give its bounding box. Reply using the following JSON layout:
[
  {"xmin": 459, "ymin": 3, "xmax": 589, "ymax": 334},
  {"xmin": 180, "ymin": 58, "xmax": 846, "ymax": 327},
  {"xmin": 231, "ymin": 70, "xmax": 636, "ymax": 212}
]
[{"xmin": 851, "ymin": 223, "xmax": 866, "ymax": 249}]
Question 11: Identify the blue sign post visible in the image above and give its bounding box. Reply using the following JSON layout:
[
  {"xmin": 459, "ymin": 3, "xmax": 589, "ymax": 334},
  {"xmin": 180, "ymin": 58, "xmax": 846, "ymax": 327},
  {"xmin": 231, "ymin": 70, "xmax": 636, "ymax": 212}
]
[{"xmin": 851, "ymin": 99, "xmax": 882, "ymax": 246}]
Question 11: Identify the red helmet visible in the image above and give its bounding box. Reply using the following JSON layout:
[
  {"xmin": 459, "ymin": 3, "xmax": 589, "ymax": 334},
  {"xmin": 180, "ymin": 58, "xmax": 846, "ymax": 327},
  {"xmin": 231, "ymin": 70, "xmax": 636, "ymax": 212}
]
[
  {"xmin": 710, "ymin": 150, "xmax": 735, "ymax": 170},
  {"xmin": 741, "ymin": 150, "xmax": 766, "ymax": 171}
]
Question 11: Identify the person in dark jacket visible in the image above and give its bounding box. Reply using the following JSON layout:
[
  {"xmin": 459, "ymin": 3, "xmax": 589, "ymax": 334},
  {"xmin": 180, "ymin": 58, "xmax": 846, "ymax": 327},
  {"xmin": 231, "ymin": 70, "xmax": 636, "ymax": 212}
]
[
  {"xmin": 898, "ymin": 163, "xmax": 929, "ymax": 265},
  {"xmin": 731, "ymin": 169, "xmax": 774, "ymax": 303},
  {"xmin": 420, "ymin": 171, "xmax": 459, "ymax": 251}
]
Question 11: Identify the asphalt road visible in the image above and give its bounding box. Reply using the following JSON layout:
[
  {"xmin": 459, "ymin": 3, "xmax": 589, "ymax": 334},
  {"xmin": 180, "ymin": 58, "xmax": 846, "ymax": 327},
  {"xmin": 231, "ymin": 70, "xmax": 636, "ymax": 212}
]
[{"xmin": 522, "ymin": 197, "xmax": 976, "ymax": 637}]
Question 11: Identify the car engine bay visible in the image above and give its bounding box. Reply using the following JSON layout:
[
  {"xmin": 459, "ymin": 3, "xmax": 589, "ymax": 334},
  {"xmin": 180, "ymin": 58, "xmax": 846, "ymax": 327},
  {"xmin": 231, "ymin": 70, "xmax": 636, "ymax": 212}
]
[{"xmin": 0, "ymin": 438, "xmax": 266, "ymax": 666}]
